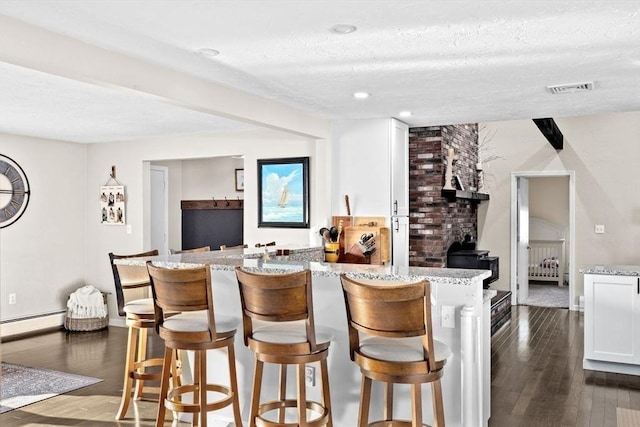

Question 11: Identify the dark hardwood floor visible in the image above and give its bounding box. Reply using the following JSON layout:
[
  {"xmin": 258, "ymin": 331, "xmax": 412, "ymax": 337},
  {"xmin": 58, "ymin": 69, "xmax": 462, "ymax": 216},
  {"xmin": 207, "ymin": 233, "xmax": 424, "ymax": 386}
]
[
  {"xmin": 1, "ymin": 306, "xmax": 638, "ymax": 426},
  {"xmin": 490, "ymin": 305, "xmax": 640, "ymax": 427}
]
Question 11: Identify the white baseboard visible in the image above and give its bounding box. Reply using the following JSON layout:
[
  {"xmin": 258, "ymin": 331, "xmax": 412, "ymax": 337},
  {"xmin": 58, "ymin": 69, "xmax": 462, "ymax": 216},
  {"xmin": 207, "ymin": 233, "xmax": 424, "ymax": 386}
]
[{"xmin": 0, "ymin": 312, "xmax": 66, "ymax": 338}]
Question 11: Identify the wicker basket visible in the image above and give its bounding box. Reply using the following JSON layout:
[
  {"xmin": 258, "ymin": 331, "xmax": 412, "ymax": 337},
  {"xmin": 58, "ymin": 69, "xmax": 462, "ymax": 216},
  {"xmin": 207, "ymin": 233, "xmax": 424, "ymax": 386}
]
[{"xmin": 64, "ymin": 292, "xmax": 109, "ymax": 332}]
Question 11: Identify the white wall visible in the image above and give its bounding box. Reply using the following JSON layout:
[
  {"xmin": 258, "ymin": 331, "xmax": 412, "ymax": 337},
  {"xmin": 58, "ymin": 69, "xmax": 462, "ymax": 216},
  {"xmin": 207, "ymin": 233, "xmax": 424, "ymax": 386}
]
[
  {"xmin": 83, "ymin": 129, "xmax": 326, "ymax": 323},
  {"xmin": 529, "ymin": 176, "xmax": 569, "ymax": 228},
  {"xmin": 478, "ymin": 112, "xmax": 640, "ymax": 306},
  {"xmin": 0, "ymin": 134, "xmax": 87, "ymax": 321}
]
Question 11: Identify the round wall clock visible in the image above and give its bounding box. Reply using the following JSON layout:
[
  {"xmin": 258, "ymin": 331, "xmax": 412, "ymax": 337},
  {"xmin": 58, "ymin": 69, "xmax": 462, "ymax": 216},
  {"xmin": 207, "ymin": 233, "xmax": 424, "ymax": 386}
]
[{"xmin": 0, "ymin": 154, "xmax": 31, "ymax": 228}]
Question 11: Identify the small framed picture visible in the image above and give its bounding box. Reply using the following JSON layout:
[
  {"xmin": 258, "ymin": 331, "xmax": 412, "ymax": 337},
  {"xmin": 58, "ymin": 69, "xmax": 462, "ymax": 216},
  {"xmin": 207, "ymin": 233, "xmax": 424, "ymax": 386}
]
[
  {"xmin": 235, "ymin": 169, "xmax": 244, "ymax": 191},
  {"xmin": 454, "ymin": 175, "xmax": 465, "ymax": 191}
]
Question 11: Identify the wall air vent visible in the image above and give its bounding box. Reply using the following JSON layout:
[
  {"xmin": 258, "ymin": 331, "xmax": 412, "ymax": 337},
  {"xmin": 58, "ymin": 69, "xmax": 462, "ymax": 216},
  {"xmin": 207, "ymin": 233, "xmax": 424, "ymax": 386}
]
[{"xmin": 546, "ymin": 82, "xmax": 594, "ymax": 94}]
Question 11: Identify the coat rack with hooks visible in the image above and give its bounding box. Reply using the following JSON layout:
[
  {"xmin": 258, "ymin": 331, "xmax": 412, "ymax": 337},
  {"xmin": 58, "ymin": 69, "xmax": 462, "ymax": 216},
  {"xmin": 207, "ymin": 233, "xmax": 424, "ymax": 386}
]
[{"xmin": 181, "ymin": 198, "xmax": 244, "ymax": 210}]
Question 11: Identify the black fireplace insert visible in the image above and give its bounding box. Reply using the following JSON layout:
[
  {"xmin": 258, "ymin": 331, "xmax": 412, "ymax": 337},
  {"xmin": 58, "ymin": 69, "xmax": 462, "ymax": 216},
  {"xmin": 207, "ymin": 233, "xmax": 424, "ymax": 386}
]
[{"xmin": 447, "ymin": 235, "xmax": 499, "ymax": 288}]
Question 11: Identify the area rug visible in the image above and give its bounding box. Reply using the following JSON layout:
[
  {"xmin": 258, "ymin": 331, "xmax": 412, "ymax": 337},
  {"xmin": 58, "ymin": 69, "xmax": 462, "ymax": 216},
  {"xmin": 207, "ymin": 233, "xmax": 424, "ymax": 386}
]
[
  {"xmin": 521, "ymin": 283, "xmax": 569, "ymax": 308},
  {"xmin": 0, "ymin": 362, "xmax": 102, "ymax": 413}
]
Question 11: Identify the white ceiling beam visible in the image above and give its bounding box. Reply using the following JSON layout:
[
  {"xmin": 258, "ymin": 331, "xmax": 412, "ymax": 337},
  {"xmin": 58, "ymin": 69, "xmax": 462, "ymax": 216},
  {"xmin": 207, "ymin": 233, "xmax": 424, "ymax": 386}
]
[{"xmin": 0, "ymin": 15, "xmax": 330, "ymax": 140}]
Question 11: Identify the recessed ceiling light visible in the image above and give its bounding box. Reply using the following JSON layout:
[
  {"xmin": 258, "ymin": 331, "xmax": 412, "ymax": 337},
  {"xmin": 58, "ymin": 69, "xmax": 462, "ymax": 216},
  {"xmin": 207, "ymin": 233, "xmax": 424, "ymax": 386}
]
[
  {"xmin": 399, "ymin": 111, "xmax": 412, "ymax": 117},
  {"xmin": 196, "ymin": 48, "xmax": 220, "ymax": 57},
  {"xmin": 330, "ymin": 24, "xmax": 357, "ymax": 34},
  {"xmin": 353, "ymin": 92, "xmax": 370, "ymax": 99}
]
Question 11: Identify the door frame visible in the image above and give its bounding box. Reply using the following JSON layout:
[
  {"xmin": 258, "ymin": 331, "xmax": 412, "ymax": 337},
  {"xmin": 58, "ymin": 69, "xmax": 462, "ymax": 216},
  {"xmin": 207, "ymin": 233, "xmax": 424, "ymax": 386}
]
[
  {"xmin": 150, "ymin": 164, "xmax": 169, "ymax": 255},
  {"xmin": 510, "ymin": 170, "xmax": 576, "ymax": 310}
]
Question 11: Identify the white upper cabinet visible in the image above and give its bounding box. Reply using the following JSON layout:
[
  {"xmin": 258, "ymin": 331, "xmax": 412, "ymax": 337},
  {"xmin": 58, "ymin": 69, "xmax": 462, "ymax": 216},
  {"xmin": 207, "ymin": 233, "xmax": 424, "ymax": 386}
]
[
  {"xmin": 390, "ymin": 119, "xmax": 409, "ymax": 216},
  {"xmin": 332, "ymin": 118, "xmax": 408, "ymax": 218}
]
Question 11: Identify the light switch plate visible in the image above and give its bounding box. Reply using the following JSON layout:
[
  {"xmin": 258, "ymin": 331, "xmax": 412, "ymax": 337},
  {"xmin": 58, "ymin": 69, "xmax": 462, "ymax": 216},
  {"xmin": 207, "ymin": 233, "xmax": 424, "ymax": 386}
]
[
  {"xmin": 441, "ymin": 305, "xmax": 456, "ymax": 328},
  {"xmin": 594, "ymin": 224, "xmax": 605, "ymax": 234}
]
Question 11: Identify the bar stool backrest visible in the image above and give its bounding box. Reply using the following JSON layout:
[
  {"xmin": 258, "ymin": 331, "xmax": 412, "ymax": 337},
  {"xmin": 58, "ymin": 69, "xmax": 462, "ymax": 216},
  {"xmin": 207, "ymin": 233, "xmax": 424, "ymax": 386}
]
[
  {"xmin": 235, "ymin": 267, "xmax": 319, "ymax": 351},
  {"xmin": 109, "ymin": 249, "xmax": 159, "ymax": 316},
  {"xmin": 147, "ymin": 262, "xmax": 229, "ymax": 344},
  {"xmin": 340, "ymin": 275, "xmax": 438, "ymax": 372}
]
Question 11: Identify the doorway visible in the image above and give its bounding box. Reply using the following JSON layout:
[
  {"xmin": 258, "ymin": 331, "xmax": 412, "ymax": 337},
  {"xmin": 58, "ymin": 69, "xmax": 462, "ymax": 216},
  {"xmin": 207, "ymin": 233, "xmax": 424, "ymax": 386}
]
[
  {"xmin": 150, "ymin": 165, "xmax": 169, "ymax": 255},
  {"xmin": 510, "ymin": 171, "xmax": 576, "ymax": 310}
]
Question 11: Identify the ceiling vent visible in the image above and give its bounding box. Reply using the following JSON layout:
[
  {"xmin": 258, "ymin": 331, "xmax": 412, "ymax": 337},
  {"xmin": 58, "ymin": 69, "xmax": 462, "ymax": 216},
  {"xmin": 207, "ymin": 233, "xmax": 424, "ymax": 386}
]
[{"xmin": 546, "ymin": 82, "xmax": 594, "ymax": 94}]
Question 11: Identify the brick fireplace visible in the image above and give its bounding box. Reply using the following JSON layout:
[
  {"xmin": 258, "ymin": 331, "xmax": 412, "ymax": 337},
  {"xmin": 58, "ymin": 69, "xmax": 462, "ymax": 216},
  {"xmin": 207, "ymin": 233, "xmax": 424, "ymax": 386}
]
[{"xmin": 408, "ymin": 124, "xmax": 480, "ymax": 267}]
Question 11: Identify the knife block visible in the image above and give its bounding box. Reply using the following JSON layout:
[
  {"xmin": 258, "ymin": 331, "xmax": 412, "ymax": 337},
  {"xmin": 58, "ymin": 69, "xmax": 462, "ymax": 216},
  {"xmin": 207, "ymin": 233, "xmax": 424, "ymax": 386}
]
[{"xmin": 341, "ymin": 225, "xmax": 390, "ymax": 265}]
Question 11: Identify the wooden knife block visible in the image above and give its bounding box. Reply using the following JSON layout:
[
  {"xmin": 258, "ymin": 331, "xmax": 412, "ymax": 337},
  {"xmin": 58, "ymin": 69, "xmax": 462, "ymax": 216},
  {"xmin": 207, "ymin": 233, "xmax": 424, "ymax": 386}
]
[{"xmin": 340, "ymin": 225, "xmax": 390, "ymax": 265}]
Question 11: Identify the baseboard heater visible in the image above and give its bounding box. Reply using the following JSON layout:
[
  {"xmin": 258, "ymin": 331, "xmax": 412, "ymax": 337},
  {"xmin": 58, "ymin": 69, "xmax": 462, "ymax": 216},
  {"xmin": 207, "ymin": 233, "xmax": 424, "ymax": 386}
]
[{"xmin": 1, "ymin": 310, "xmax": 66, "ymax": 339}]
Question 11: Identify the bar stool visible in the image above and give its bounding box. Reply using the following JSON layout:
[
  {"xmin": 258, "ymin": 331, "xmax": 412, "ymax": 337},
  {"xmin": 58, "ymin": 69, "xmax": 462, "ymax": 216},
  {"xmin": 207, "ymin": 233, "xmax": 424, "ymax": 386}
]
[
  {"xmin": 340, "ymin": 274, "xmax": 451, "ymax": 427},
  {"xmin": 235, "ymin": 267, "xmax": 333, "ymax": 427},
  {"xmin": 109, "ymin": 250, "xmax": 171, "ymax": 420},
  {"xmin": 147, "ymin": 262, "xmax": 243, "ymax": 427}
]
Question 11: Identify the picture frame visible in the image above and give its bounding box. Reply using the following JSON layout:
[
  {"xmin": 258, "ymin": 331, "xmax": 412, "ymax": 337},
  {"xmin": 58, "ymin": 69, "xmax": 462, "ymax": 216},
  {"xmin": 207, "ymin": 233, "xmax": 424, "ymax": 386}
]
[
  {"xmin": 100, "ymin": 185, "xmax": 126, "ymax": 225},
  {"xmin": 235, "ymin": 168, "xmax": 244, "ymax": 191},
  {"xmin": 257, "ymin": 157, "xmax": 309, "ymax": 228},
  {"xmin": 454, "ymin": 174, "xmax": 465, "ymax": 191}
]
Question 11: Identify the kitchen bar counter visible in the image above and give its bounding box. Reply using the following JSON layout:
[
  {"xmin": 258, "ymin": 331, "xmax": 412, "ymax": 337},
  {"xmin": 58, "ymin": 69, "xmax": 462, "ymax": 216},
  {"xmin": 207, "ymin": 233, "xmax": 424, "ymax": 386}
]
[
  {"xmin": 116, "ymin": 246, "xmax": 492, "ymax": 427},
  {"xmin": 579, "ymin": 265, "xmax": 640, "ymax": 276}
]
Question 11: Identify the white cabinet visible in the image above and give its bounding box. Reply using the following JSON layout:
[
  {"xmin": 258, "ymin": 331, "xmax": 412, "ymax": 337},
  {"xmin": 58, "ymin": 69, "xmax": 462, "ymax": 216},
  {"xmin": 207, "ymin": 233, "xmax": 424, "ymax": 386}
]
[
  {"xmin": 584, "ymin": 273, "xmax": 640, "ymax": 374},
  {"xmin": 391, "ymin": 216, "xmax": 409, "ymax": 266},
  {"xmin": 390, "ymin": 119, "xmax": 409, "ymax": 217}
]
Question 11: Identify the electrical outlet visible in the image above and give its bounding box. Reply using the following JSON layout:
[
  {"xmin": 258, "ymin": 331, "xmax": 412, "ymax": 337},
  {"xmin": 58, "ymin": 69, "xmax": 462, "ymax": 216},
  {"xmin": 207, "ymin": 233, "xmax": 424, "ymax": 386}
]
[
  {"xmin": 594, "ymin": 224, "xmax": 605, "ymax": 234},
  {"xmin": 305, "ymin": 365, "xmax": 316, "ymax": 387},
  {"xmin": 441, "ymin": 305, "xmax": 455, "ymax": 328},
  {"xmin": 126, "ymin": 224, "xmax": 132, "ymax": 234},
  {"xmin": 9, "ymin": 293, "xmax": 16, "ymax": 304}
]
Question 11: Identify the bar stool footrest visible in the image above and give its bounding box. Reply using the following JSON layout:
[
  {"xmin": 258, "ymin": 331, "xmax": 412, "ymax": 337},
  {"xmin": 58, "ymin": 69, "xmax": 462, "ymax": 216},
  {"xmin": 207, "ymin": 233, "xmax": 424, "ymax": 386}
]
[
  {"xmin": 257, "ymin": 399, "xmax": 329, "ymax": 427},
  {"xmin": 166, "ymin": 384, "xmax": 234, "ymax": 413},
  {"xmin": 131, "ymin": 357, "xmax": 164, "ymax": 381},
  {"xmin": 369, "ymin": 421, "xmax": 430, "ymax": 427}
]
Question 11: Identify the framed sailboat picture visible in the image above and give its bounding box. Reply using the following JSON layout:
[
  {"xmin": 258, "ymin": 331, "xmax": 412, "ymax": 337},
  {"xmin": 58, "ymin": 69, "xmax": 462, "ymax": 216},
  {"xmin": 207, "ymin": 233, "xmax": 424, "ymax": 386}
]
[{"xmin": 257, "ymin": 157, "xmax": 309, "ymax": 228}]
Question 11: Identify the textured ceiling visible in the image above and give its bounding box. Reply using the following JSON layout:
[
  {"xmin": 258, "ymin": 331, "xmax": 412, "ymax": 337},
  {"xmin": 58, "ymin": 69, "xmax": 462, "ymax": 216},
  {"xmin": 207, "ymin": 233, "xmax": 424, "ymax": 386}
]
[{"xmin": 0, "ymin": 0, "xmax": 639, "ymax": 143}]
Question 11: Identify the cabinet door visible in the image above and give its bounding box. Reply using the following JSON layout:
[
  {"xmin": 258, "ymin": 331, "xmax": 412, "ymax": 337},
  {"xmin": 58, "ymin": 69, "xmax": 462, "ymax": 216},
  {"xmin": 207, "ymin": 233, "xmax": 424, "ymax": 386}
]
[
  {"xmin": 391, "ymin": 216, "xmax": 409, "ymax": 267},
  {"xmin": 584, "ymin": 274, "xmax": 640, "ymax": 364},
  {"xmin": 390, "ymin": 119, "xmax": 409, "ymax": 216}
]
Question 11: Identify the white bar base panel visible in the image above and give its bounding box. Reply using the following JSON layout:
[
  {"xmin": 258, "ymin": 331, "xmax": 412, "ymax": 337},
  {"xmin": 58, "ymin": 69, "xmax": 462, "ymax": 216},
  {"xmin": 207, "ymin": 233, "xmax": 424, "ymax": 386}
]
[
  {"xmin": 199, "ymin": 270, "xmax": 492, "ymax": 427},
  {"xmin": 583, "ymin": 358, "xmax": 640, "ymax": 376}
]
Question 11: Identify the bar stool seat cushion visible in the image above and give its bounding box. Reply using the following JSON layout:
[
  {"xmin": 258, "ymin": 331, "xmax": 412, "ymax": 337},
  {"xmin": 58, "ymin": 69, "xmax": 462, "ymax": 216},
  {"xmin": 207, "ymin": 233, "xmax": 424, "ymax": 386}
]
[
  {"xmin": 123, "ymin": 298, "xmax": 155, "ymax": 315},
  {"xmin": 162, "ymin": 311, "xmax": 239, "ymax": 333},
  {"xmin": 360, "ymin": 336, "xmax": 451, "ymax": 363},
  {"xmin": 253, "ymin": 323, "xmax": 334, "ymax": 345}
]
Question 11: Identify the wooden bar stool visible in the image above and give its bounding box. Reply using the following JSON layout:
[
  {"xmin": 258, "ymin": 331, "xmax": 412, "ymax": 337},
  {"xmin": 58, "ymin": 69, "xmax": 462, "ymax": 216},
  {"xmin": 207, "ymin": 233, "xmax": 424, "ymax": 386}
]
[
  {"xmin": 235, "ymin": 267, "xmax": 333, "ymax": 427},
  {"xmin": 340, "ymin": 274, "xmax": 451, "ymax": 427},
  {"xmin": 147, "ymin": 262, "xmax": 243, "ymax": 427},
  {"xmin": 109, "ymin": 250, "xmax": 171, "ymax": 420}
]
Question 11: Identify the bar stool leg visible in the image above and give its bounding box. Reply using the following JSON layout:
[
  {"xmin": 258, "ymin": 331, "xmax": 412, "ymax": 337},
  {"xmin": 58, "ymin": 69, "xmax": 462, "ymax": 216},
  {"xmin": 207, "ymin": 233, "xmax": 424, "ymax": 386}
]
[
  {"xmin": 116, "ymin": 326, "xmax": 138, "ymax": 420},
  {"xmin": 227, "ymin": 344, "xmax": 243, "ymax": 426},
  {"xmin": 297, "ymin": 364, "xmax": 307, "ymax": 426},
  {"xmin": 320, "ymin": 358, "xmax": 333, "ymax": 427},
  {"xmin": 278, "ymin": 365, "xmax": 287, "ymax": 423},
  {"xmin": 199, "ymin": 350, "xmax": 207, "ymax": 427},
  {"xmin": 411, "ymin": 384, "xmax": 422, "ymax": 427},
  {"xmin": 134, "ymin": 327, "xmax": 149, "ymax": 399},
  {"xmin": 249, "ymin": 359, "xmax": 264, "ymax": 427},
  {"xmin": 431, "ymin": 380, "xmax": 445, "ymax": 427},
  {"xmin": 358, "ymin": 376, "xmax": 372, "ymax": 427},
  {"xmin": 384, "ymin": 382, "xmax": 394, "ymax": 421},
  {"xmin": 155, "ymin": 347, "xmax": 173, "ymax": 427},
  {"xmin": 193, "ymin": 351, "xmax": 201, "ymax": 427}
]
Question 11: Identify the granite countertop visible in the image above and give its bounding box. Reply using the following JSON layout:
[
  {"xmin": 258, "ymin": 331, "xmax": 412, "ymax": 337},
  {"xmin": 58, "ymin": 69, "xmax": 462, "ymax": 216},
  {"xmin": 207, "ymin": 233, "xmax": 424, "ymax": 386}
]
[
  {"xmin": 115, "ymin": 244, "xmax": 492, "ymax": 286},
  {"xmin": 579, "ymin": 265, "xmax": 640, "ymax": 276}
]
